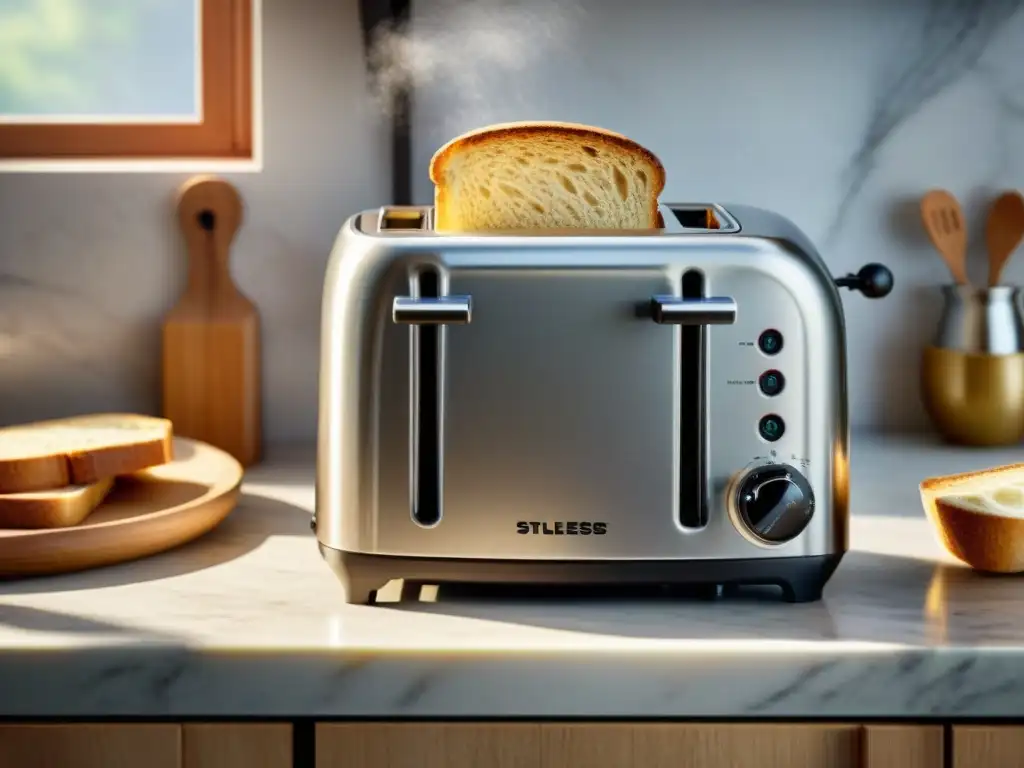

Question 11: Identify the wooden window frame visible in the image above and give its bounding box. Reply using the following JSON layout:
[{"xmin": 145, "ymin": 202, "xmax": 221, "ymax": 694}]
[{"xmin": 0, "ymin": 0, "xmax": 253, "ymax": 160}]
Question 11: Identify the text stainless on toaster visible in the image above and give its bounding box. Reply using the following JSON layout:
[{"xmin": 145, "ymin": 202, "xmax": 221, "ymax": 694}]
[{"xmin": 316, "ymin": 203, "xmax": 892, "ymax": 604}]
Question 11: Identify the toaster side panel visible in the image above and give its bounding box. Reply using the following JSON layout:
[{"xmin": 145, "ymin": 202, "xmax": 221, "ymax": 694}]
[{"xmin": 317, "ymin": 223, "xmax": 413, "ymax": 552}]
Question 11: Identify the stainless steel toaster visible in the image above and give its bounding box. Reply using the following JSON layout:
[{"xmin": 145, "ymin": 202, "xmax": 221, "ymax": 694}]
[{"xmin": 316, "ymin": 203, "xmax": 892, "ymax": 604}]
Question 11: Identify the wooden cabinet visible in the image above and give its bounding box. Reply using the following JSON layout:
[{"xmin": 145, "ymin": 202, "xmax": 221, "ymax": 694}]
[
  {"xmin": 183, "ymin": 724, "xmax": 292, "ymax": 768},
  {"xmin": 19, "ymin": 720, "xmax": 1024, "ymax": 767},
  {"xmin": 0, "ymin": 724, "xmax": 180, "ymax": 768},
  {"xmin": 953, "ymin": 726, "xmax": 1024, "ymax": 768},
  {"xmin": 864, "ymin": 725, "xmax": 944, "ymax": 768},
  {"xmin": 315, "ymin": 722, "xmax": 942, "ymax": 768},
  {"xmin": 316, "ymin": 723, "xmax": 538, "ymax": 768},
  {"xmin": 543, "ymin": 724, "xmax": 862, "ymax": 768},
  {"xmin": 0, "ymin": 723, "xmax": 291, "ymax": 768}
]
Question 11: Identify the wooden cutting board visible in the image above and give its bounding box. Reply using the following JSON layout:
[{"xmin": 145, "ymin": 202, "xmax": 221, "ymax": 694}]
[
  {"xmin": 0, "ymin": 437, "xmax": 242, "ymax": 578},
  {"xmin": 163, "ymin": 176, "xmax": 262, "ymax": 467}
]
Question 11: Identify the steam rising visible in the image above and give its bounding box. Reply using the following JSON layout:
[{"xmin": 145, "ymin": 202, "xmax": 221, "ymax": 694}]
[{"xmin": 365, "ymin": 0, "xmax": 582, "ymax": 130}]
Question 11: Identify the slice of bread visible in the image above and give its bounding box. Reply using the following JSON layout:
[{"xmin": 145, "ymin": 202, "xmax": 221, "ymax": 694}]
[
  {"xmin": 429, "ymin": 121, "xmax": 666, "ymax": 231},
  {"xmin": 0, "ymin": 414, "xmax": 173, "ymax": 494},
  {"xmin": 0, "ymin": 477, "xmax": 115, "ymax": 529},
  {"xmin": 920, "ymin": 463, "xmax": 1024, "ymax": 572}
]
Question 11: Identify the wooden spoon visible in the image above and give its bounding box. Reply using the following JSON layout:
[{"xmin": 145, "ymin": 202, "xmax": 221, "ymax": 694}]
[
  {"xmin": 985, "ymin": 190, "xmax": 1024, "ymax": 287},
  {"xmin": 921, "ymin": 189, "xmax": 970, "ymax": 285}
]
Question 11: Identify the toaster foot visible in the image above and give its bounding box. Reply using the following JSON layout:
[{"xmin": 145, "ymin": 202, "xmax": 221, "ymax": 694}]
[{"xmin": 336, "ymin": 570, "xmax": 388, "ymax": 605}]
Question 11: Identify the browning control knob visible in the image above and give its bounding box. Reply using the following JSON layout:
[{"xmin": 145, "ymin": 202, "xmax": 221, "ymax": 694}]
[{"xmin": 734, "ymin": 464, "xmax": 815, "ymax": 544}]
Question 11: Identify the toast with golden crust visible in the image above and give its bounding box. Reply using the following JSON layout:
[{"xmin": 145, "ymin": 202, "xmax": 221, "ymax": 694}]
[
  {"xmin": 429, "ymin": 121, "xmax": 666, "ymax": 232},
  {"xmin": 0, "ymin": 477, "xmax": 115, "ymax": 529},
  {"xmin": 920, "ymin": 463, "xmax": 1024, "ymax": 572}
]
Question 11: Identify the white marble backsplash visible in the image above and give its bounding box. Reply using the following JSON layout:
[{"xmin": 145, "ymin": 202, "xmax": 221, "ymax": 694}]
[
  {"xmin": 411, "ymin": 0, "xmax": 1024, "ymax": 431},
  {"xmin": 1, "ymin": 0, "xmax": 1023, "ymax": 439}
]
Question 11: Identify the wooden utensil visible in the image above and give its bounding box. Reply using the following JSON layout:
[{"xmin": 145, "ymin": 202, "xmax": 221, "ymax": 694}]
[
  {"xmin": 921, "ymin": 189, "xmax": 970, "ymax": 285},
  {"xmin": 0, "ymin": 437, "xmax": 242, "ymax": 578},
  {"xmin": 985, "ymin": 190, "xmax": 1024, "ymax": 287},
  {"xmin": 163, "ymin": 176, "xmax": 261, "ymax": 467}
]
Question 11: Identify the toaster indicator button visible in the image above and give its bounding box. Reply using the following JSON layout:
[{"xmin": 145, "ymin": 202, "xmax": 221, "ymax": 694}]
[
  {"xmin": 736, "ymin": 465, "xmax": 814, "ymax": 544},
  {"xmin": 758, "ymin": 414, "xmax": 785, "ymax": 442},
  {"xmin": 758, "ymin": 370, "xmax": 785, "ymax": 397},
  {"xmin": 758, "ymin": 329, "xmax": 784, "ymax": 355}
]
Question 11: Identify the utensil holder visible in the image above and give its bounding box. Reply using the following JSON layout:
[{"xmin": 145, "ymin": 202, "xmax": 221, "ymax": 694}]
[
  {"xmin": 921, "ymin": 284, "xmax": 1024, "ymax": 445},
  {"xmin": 934, "ymin": 284, "xmax": 1024, "ymax": 354}
]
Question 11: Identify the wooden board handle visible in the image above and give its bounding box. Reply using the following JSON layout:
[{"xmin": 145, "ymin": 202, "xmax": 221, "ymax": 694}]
[{"xmin": 176, "ymin": 176, "xmax": 246, "ymax": 314}]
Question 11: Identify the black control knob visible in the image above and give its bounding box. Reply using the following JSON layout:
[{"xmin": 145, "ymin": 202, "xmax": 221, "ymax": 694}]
[
  {"xmin": 834, "ymin": 263, "xmax": 893, "ymax": 299},
  {"xmin": 734, "ymin": 464, "xmax": 815, "ymax": 544}
]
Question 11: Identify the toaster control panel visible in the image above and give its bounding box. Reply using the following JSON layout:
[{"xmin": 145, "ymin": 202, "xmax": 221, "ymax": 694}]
[
  {"xmin": 756, "ymin": 329, "xmax": 786, "ymax": 441},
  {"xmin": 732, "ymin": 464, "xmax": 815, "ymax": 545}
]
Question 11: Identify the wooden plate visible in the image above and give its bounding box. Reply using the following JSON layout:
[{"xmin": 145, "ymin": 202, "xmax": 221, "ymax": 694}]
[{"xmin": 0, "ymin": 437, "xmax": 243, "ymax": 578}]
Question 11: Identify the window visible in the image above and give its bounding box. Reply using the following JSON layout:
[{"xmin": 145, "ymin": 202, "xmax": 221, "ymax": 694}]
[{"xmin": 0, "ymin": 0, "xmax": 254, "ymax": 161}]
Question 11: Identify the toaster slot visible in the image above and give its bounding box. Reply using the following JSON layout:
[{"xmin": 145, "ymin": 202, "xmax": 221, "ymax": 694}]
[
  {"xmin": 672, "ymin": 207, "xmax": 720, "ymax": 230},
  {"xmin": 411, "ymin": 267, "xmax": 443, "ymax": 527},
  {"xmin": 378, "ymin": 206, "xmax": 430, "ymax": 231},
  {"xmin": 664, "ymin": 204, "xmax": 740, "ymax": 233},
  {"xmin": 679, "ymin": 269, "xmax": 707, "ymax": 529}
]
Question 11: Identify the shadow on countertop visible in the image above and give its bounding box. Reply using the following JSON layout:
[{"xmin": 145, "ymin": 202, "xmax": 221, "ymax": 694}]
[
  {"xmin": 0, "ymin": 491, "xmax": 313, "ymax": 596},
  {"xmin": 379, "ymin": 551, "xmax": 1023, "ymax": 646},
  {"xmin": 0, "ymin": 603, "xmax": 168, "ymax": 637}
]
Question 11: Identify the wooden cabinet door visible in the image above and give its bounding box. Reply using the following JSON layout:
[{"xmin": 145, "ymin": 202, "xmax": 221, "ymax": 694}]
[
  {"xmin": 317, "ymin": 723, "xmax": 942, "ymax": 768},
  {"xmin": 184, "ymin": 723, "xmax": 292, "ymax": 768},
  {"xmin": 316, "ymin": 723, "xmax": 539, "ymax": 768},
  {"xmin": 0, "ymin": 724, "xmax": 180, "ymax": 768},
  {"xmin": 954, "ymin": 726, "xmax": 1024, "ymax": 768},
  {"xmin": 863, "ymin": 725, "xmax": 944, "ymax": 768},
  {"xmin": 544, "ymin": 724, "xmax": 861, "ymax": 767}
]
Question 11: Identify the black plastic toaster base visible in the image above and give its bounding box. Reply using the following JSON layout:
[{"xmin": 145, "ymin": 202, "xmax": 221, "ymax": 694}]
[{"xmin": 319, "ymin": 545, "xmax": 843, "ymax": 605}]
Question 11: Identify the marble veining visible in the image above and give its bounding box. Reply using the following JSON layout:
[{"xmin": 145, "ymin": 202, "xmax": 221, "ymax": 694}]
[
  {"xmin": 3, "ymin": 434, "xmax": 1024, "ymax": 717},
  {"xmin": 408, "ymin": 0, "xmax": 1024, "ymax": 435},
  {"xmin": 827, "ymin": 0, "xmax": 1024, "ymax": 242}
]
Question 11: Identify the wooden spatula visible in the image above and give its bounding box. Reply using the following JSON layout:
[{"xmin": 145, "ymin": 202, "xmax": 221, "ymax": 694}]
[
  {"xmin": 985, "ymin": 190, "xmax": 1024, "ymax": 287},
  {"xmin": 921, "ymin": 189, "xmax": 970, "ymax": 285},
  {"xmin": 162, "ymin": 176, "xmax": 261, "ymax": 467}
]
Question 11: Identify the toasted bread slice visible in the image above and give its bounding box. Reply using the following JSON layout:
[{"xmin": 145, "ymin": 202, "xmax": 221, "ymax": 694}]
[
  {"xmin": 429, "ymin": 121, "xmax": 666, "ymax": 231},
  {"xmin": 0, "ymin": 414, "xmax": 173, "ymax": 494},
  {"xmin": 0, "ymin": 477, "xmax": 115, "ymax": 529},
  {"xmin": 920, "ymin": 463, "xmax": 1024, "ymax": 572}
]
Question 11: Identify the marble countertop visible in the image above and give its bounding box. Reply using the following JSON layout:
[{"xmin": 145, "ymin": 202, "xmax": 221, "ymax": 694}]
[{"xmin": 2, "ymin": 434, "xmax": 1024, "ymax": 719}]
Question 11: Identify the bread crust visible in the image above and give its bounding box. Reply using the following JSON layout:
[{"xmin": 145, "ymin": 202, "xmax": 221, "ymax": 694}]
[
  {"xmin": 429, "ymin": 121, "xmax": 667, "ymax": 196},
  {"xmin": 920, "ymin": 464, "xmax": 1024, "ymax": 573},
  {"xmin": 0, "ymin": 477, "xmax": 115, "ymax": 529},
  {"xmin": 0, "ymin": 414, "xmax": 174, "ymax": 494}
]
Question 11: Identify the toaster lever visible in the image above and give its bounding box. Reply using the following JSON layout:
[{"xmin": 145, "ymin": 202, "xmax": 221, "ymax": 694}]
[
  {"xmin": 392, "ymin": 296, "xmax": 473, "ymax": 325},
  {"xmin": 650, "ymin": 296, "xmax": 737, "ymax": 325}
]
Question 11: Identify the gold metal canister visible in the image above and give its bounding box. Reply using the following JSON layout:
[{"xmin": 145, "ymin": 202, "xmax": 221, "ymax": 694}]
[
  {"xmin": 921, "ymin": 345, "xmax": 1024, "ymax": 445},
  {"xmin": 921, "ymin": 284, "xmax": 1024, "ymax": 446}
]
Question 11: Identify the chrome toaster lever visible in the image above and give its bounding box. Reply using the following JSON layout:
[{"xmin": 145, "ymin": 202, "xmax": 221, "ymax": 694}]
[
  {"xmin": 392, "ymin": 296, "xmax": 473, "ymax": 325},
  {"xmin": 650, "ymin": 296, "xmax": 737, "ymax": 325}
]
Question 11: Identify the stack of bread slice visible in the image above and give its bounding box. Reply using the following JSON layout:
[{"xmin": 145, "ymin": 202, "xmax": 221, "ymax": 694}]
[{"xmin": 0, "ymin": 414, "xmax": 174, "ymax": 529}]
